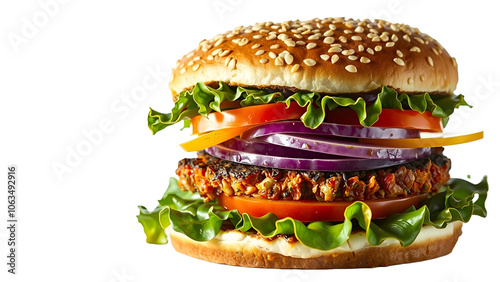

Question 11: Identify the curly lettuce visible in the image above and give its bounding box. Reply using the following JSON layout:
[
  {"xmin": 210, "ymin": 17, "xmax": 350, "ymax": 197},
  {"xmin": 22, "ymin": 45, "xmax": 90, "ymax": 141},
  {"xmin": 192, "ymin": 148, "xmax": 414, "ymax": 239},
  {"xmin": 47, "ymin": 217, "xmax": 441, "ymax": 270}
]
[
  {"xmin": 148, "ymin": 82, "xmax": 470, "ymax": 134},
  {"xmin": 137, "ymin": 176, "xmax": 487, "ymax": 250}
]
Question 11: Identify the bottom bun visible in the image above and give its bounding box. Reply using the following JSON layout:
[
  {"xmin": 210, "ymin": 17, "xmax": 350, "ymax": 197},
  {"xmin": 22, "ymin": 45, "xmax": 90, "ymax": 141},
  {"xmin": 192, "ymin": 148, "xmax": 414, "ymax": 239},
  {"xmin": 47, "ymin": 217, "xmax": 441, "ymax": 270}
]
[{"xmin": 169, "ymin": 221, "xmax": 462, "ymax": 268}]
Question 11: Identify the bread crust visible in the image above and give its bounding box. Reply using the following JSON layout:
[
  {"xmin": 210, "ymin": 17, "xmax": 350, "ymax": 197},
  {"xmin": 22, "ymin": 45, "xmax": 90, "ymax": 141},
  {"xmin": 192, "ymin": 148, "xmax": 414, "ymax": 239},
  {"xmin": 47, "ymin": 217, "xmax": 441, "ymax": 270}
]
[
  {"xmin": 169, "ymin": 222, "xmax": 462, "ymax": 268},
  {"xmin": 169, "ymin": 17, "xmax": 458, "ymax": 99}
]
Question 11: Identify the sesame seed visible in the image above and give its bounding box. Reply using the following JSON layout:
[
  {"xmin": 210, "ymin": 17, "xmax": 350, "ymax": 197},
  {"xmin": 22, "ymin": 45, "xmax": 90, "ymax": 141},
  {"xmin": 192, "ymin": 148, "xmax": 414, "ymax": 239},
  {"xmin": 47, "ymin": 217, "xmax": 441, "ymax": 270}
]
[
  {"xmin": 393, "ymin": 57, "xmax": 405, "ymax": 66},
  {"xmin": 328, "ymin": 47, "xmax": 342, "ymax": 53},
  {"xmin": 251, "ymin": 43, "xmax": 261, "ymax": 49},
  {"xmin": 306, "ymin": 42, "xmax": 317, "ymax": 49},
  {"xmin": 180, "ymin": 68, "xmax": 186, "ymax": 74},
  {"xmin": 270, "ymin": 44, "xmax": 280, "ymax": 49},
  {"xmin": 323, "ymin": 30, "xmax": 334, "ymax": 37},
  {"xmin": 432, "ymin": 47, "xmax": 439, "ymax": 55},
  {"xmin": 355, "ymin": 26, "xmax": 364, "ymax": 33},
  {"xmin": 366, "ymin": 47, "xmax": 374, "ymax": 55},
  {"xmin": 303, "ymin": 58, "xmax": 317, "ymax": 66},
  {"xmin": 266, "ymin": 34, "xmax": 277, "ymax": 40},
  {"xmin": 320, "ymin": 54, "xmax": 330, "ymax": 61},
  {"xmin": 345, "ymin": 64, "xmax": 357, "ymax": 73},
  {"xmin": 284, "ymin": 39, "xmax": 296, "ymax": 47},
  {"xmin": 345, "ymin": 21, "xmax": 355, "ymax": 28},
  {"xmin": 211, "ymin": 48, "xmax": 222, "ymax": 56},
  {"xmin": 372, "ymin": 36, "xmax": 380, "ymax": 42},
  {"xmin": 187, "ymin": 60, "xmax": 194, "ymax": 67},
  {"xmin": 341, "ymin": 49, "xmax": 355, "ymax": 55},
  {"xmin": 291, "ymin": 64, "xmax": 300, "ymax": 73},
  {"xmin": 252, "ymin": 24, "xmax": 262, "ymax": 31},
  {"xmin": 451, "ymin": 57, "xmax": 458, "ymax": 68},
  {"xmin": 407, "ymin": 77, "xmax": 414, "ymax": 85},
  {"xmin": 396, "ymin": 50, "xmax": 403, "ymax": 57},
  {"xmin": 308, "ymin": 34, "xmax": 320, "ymax": 40},
  {"xmin": 331, "ymin": 54, "xmax": 339, "ymax": 64},
  {"xmin": 301, "ymin": 29, "xmax": 311, "ymax": 35},
  {"xmin": 385, "ymin": 42, "xmax": 395, "ymax": 47},
  {"xmin": 232, "ymin": 38, "xmax": 241, "ymax": 44},
  {"xmin": 225, "ymin": 57, "xmax": 231, "ymax": 67},
  {"xmin": 410, "ymin": 46, "xmax": 421, "ymax": 52},
  {"xmin": 284, "ymin": 53, "xmax": 294, "ymax": 64},
  {"xmin": 343, "ymin": 29, "xmax": 353, "ymax": 34},
  {"xmin": 192, "ymin": 64, "xmax": 200, "ymax": 71},
  {"xmin": 276, "ymin": 33, "xmax": 287, "ymax": 41},
  {"xmin": 351, "ymin": 35, "xmax": 362, "ymax": 41},
  {"xmin": 403, "ymin": 34, "xmax": 411, "ymax": 42},
  {"xmin": 348, "ymin": 55, "xmax": 358, "ymax": 61},
  {"xmin": 275, "ymin": 57, "xmax": 284, "ymax": 66},
  {"xmin": 390, "ymin": 24, "xmax": 400, "ymax": 32},
  {"xmin": 253, "ymin": 34, "xmax": 263, "ymax": 39},
  {"xmin": 339, "ymin": 36, "xmax": 347, "ymax": 43},
  {"xmin": 293, "ymin": 34, "xmax": 303, "ymax": 39},
  {"xmin": 207, "ymin": 55, "xmax": 214, "ymax": 60},
  {"xmin": 427, "ymin": 56, "xmax": 434, "ymax": 67},
  {"xmin": 255, "ymin": 50, "xmax": 265, "ymax": 55},
  {"xmin": 360, "ymin": 57, "xmax": 371, "ymax": 63},
  {"xmin": 259, "ymin": 58, "xmax": 269, "ymax": 64},
  {"xmin": 296, "ymin": 40, "xmax": 306, "ymax": 45},
  {"xmin": 201, "ymin": 44, "xmax": 211, "ymax": 52},
  {"xmin": 323, "ymin": 37, "xmax": 335, "ymax": 44},
  {"xmin": 329, "ymin": 24, "xmax": 337, "ymax": 30},
  {"xmin": 358, "ymin": 45, "xmax": 365, "ymax": 52},
  {"xmin": 374, "ymin": 45, "xmax": 382, "ymax": 52},
  {"xmin": 219, "ymin": 50, "xmax": 230, "ymax": 57},
  {"xmin": 391, "ymin": 34, "xmax": 398, "ymax": 42},
  {"xmin": 269, "ymin": 52, "xmax": 277, "ymax": 59},
  {"xmin": 214, "ymin": 38, "xmax": 224, "ymax": 47},
  {"xmin": 420, "ymin": 75, "xmax": 425, "ymax": 81},
  {"xmin": 414, "ymin": 37, "xmax": 425, "ymax": 44}
]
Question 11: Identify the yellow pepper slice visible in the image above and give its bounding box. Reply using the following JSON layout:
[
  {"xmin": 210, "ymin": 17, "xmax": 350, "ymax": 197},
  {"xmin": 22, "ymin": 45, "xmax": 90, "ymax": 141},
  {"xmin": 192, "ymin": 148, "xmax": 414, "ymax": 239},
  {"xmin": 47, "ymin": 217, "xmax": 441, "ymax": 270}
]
[
  {"xmin": 359, "ymin": 131, "xmax": 484, "ymax": 148},
  {"xmin": 180, "ymin": 126, "xmax": 253, "ymax": 152}
]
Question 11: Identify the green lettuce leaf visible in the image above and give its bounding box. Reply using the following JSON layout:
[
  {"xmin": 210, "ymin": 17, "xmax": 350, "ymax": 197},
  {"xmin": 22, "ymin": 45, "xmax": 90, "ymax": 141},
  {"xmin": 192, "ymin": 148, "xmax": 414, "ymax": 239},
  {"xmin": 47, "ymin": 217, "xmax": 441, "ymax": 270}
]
[
  {"xmin": 148, "ymin": 82, "xmax": 470, "ymax": 134},
  {"xmin": 138, "ymin": 176, "xmax": 488, "ymax": 250}
]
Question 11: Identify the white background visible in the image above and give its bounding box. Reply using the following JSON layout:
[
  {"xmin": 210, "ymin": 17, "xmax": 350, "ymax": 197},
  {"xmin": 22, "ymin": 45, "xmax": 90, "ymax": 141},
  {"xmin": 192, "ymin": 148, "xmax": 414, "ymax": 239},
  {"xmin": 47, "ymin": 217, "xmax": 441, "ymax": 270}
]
[{"xmin": 1, "ymin": 0, "xmax": 499, "ymax": 281}]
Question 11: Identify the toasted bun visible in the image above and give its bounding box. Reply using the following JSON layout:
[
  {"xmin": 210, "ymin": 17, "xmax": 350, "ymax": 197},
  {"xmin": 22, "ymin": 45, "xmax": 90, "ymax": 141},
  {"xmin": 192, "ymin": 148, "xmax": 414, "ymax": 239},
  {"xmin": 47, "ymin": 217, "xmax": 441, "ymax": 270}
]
[
  {"xmin": 169, "ymin": 221, "xmax": 462, "ymax": 268},
  {"xmin": 170, "ymin": 17, "xmax": 458, "ymax": 100}
]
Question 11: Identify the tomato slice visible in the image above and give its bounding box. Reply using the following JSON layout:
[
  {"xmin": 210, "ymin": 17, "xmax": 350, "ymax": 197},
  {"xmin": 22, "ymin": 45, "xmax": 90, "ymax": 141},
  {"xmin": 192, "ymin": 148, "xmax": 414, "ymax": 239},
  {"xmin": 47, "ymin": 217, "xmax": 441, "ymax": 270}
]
[
  {"xmin": 359, "ymin": 131, "xmax": 484, "ymax": 148},
  {"xmin": 191, "ymin": 103, "xmax": 305, "ymax": 135},
  {"xmin": 191, "ymin": 103, "xmax": 443, "ymax": 135},
  {"xmin": 326, "ymin": 108, "xmax": 443, "ymax": 132},
  {"xmin": 218, "ymin": 193, "xmax": 429, "ymax": 222},
  {"xmin": 180, "ymin": 126, "xmax": 253, "ymax": 152}
]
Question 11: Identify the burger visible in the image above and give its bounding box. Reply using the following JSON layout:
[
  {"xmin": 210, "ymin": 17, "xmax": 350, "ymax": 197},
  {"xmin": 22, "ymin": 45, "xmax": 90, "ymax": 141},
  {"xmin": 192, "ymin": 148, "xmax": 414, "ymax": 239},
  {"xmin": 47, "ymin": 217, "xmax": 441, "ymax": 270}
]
[{"xmin": 138, "ymin": 17, "xmax": 488, "ymax": 268}]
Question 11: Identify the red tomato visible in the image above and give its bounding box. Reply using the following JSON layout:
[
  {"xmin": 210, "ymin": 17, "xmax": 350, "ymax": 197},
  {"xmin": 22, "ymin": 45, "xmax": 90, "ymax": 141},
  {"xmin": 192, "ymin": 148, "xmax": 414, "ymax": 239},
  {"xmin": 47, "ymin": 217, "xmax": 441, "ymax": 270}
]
[
  {"xmin": 218, "ymin": 193, "xmax": 429, "ymax": 222},
  {"xmin": 326, "ymin": 108, "xmax": 443, "ymax": 132},
  {"xmin": 190, "ymin": 102, "xmax": 305, "ymax": 135}
]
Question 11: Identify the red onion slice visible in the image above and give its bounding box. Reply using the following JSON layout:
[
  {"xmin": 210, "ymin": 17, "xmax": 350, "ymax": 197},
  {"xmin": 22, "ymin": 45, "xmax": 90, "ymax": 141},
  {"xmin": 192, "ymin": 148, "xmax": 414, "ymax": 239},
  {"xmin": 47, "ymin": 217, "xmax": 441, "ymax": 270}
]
[
  {"xmin": 241, "ymin": 121, "xmax": 420, "ymax": 140},
  {"xmin": 206, "ymin": 142, "xmax": 408, "ymax": 172},
  {"xmin": 260, "ymin": 133, "xmax": 431, "ymax": 160},
  {"xmin": 222, "ymin": 138, "xmax": 336, "ymax": 159}
]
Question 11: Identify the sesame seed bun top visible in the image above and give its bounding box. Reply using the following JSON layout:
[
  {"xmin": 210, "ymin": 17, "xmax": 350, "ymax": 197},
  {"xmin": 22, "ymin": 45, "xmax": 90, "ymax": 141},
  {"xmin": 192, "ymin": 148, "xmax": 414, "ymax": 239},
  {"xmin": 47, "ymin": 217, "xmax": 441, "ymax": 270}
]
[{"xmin": 169, "ymin": 17, "xmax": 458, "ymax": 100}]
